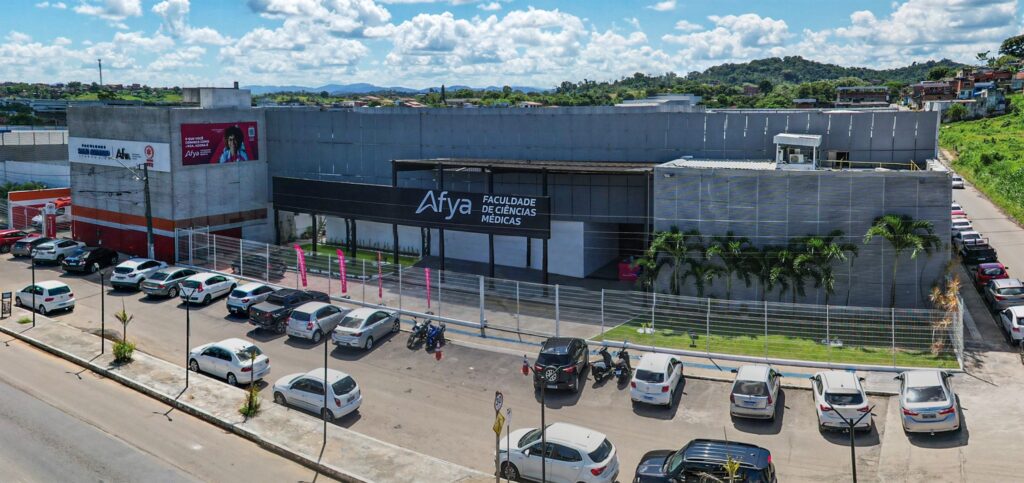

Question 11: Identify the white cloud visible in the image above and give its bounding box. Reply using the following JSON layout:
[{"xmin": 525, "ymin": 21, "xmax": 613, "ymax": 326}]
[
  {"xmin": 74, "ymin": 0, "xmax": 142, "ymax": 21},
  {"xmin": 152, "ymin": 0, "xmax": 232, "ymax": 45},
  {"xmin": 662, "ymin": 13, "xmax": 790, "ymax": 64},
  {"xmin": 674, "ymin": 20, "xmax": 702, "ymax": 32},
  {"xmin": 149, "ymin": 46, "xmax": 206, "ymax": 71},
  {"xmin": 35, "ymin": 1, "xmax": 68, "ymax": 9},
  {"xmin": 646, "ymin": 0, "xmax": 676, "ymax": 12},
  {"xmin": 247, "ymin": 0, "xmax": 391, "ymax": 37},
  {"xmin": 478, "ymin": 2, "xmax": 502, "ymax": 11}
]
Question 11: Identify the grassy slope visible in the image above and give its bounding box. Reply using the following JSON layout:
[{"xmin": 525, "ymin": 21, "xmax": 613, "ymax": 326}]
[{"xmin": 940, "ymin": 94, "xmax": 1024, "ymax": 223}]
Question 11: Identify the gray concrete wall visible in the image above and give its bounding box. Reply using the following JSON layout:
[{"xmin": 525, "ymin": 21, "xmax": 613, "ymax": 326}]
[{"xmin": 653, "ymin": 167, "xmax": 952, "ymax": 308}]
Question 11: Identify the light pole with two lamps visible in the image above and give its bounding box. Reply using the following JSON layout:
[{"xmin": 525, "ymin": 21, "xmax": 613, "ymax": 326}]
[
  {"xmin": 824, "ymin": 401, "xmax": 875, "ymax": 483},
  {"xmin": 520, "ymin": 355, "xmax": 556, "ymax": 483}
]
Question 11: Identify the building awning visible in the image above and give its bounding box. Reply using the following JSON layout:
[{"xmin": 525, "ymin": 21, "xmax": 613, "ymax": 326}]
[
  {"xmin": 773, "ymin": 133, "xmax": 822, "ymax": 147},
  {"xmin": 393, "ymin": 158, "xmax": 656, "ymax": 174}
]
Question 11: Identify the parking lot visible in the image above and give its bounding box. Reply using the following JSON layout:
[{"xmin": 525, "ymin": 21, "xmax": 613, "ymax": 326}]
[{"xmin": 8, "ymin": 253, "xmax": 1024, "ymax": 482}]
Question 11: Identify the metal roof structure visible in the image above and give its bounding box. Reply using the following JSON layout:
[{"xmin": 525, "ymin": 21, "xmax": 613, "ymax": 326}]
[
  {"xmin": 658, "ymin": 158, "xmax": 777, "ymax": 171},
  {"xmin": 393, "ymin": 158, "xmax": 656, "ymax": 174}
]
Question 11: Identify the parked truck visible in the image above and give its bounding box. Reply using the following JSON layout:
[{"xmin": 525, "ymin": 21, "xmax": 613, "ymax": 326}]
[{"xmin": 248, "ymin": 288, "xmax": 330, "ymax": 333}]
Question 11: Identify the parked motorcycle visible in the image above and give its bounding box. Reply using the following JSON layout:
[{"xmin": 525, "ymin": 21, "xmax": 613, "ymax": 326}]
[
  {"xmin": 614, "ymin": 348, "xmax": 633, "ymax": 384},
  {"xmin": 591, "ymin": 346, "xmax": 616, "ymax": 382},
  {"xmin": 407, "ymin": 317, "xmax": 430, "ymax": 349},
  {"xmin": 426, "ymin": 321, "xmax": 447, "ymax": 352}
]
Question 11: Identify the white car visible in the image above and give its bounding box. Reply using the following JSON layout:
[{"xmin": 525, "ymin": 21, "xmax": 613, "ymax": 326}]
[
  {"xmin": 998, "ymin": 306, "xmax": 1024, "ymax": 345},
  {"xmin": 951, "ymin": 202, "xmax": 962, "ymax": 211},
  {"xmin": 31, "ymin": 206, "xmax": 72, "ymax": 227},
  {"xmin": 111, "ymin": 258, "xmax": 168, "ymax": 290},
  {"xmin": 332, "ymin": 307, "xmax": 401, "ymax": 351},
  {"xmin": 629, "ymin": 353, "xmax": 683, "ymax": 407},
  {"xmin": 950, "ymin": 218, "xmax": 972, "ymax": 237},
  {"xmin": 286, "ymin": 302, "xmax": 347, "ymax": 343},
  {"xmin": 811, "ymin": 371, "xmax": 873, "ymax": 432},
  {"xmin": 180, "ymin": 273, "xmax": 237, "ymax": 305},
  {"xmin": 272, "ymin": 368, "xmax": 361, "ymax": 422},
  {"xmin": 729, "ymin": 364, "xmax": 781, "ymax": 420},
  {"xmin": 226, "ymin": 282, "xmax": 276, "ymax": 316},
  {"xmin": 188, "ymin": 338, "xmax": 270, "ymax": 386},
  {"xmin": 499, "ymin": 423, "xmax": 619, "ymax": 483},
  {"xmin": 32, "ymin": 239, "xmax": 84, "ymax": 264},
  {"xmin": 896, "ymin": 370, "xmax": 960, "ymax": 434},
  {"xmin": 15, "ymin": 280, "xmax": 75, "ymax": 315},
  {"xmin": 951, "ymin": 175, "xmax": 965, "ymax": 189},
  {"xmin": 952, "ymin": 230, "xmax": 982, "ymax": 250}
]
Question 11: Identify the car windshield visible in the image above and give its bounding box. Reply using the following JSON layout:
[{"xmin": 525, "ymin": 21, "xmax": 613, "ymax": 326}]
[
  {"xmin": 518, "ymin": 428, "xmax": 543, "ymax": 448},
  {"xmin": 734, "ymin": 381, "xmax": 769, "ymax": 397},
  {"xmin": 114, "ymin": 266, "xmax": 134, "ymax": 274},
  {"xmin": 235, "ymin": 345, "xmax": 262, "ymax": 360},
  {"xmin": 230, "ymin": 289, "xmax": 248, "ymax": 298},
  {"xmin": 664, "ymin": 449, "xmax": 686, "ymax": 475},
  {"xmin": 588, "ymin": 439, "xmax": 613, "ymax": 463},
  {"xmin": 331, "ymin": 376, "xmax": 357, "ymax": 395},
  {"xmin": 181, "ymin": 280, "xmax": 201, "ymax": 289},
  {"xmin": 68, "ymin": 248, "xmax": 86, "ymax": 258},
  {"xmin": 338, "ymin": 315, "xmax": 365, "ymax": 329},
  {"xmin": 982, "ymin": 267, "xmax": 1004, "ymax": 276},
  {"xmin": 267, "ymin": 293, "xmax": 288, "ymax": 304},
  {"xmin": 48, "ymin": 286, "xmax": 71, "ymax": 295},
  {"xmin": 290, "ymin": 311, "xmax": 311, "ymax": 321},
  {"xmin": 635, "ymin": 369, "xmax": 665, "ymax": 383},
  {"xmin": 905, "ymin": 385, "xmax": 947, "ymax": 404},
  {"xmin": 537, "ymin": 352, "xmax": 571, "ymax": 366},
  {"xmin": 825, "ymin": 392, "xmax": 864, "ymax": 406},
  {"xmin": 998, "ymin": 287, "xmax": 1024, "ymax": 296}
]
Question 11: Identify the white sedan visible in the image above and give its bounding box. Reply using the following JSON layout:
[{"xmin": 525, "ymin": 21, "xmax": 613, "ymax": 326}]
[
  {"xmin": 188, "ymin": 338, "xmax": 270, "ymax": 386},
  {"xmin": 629, "ymin": 353, "xmax": 683, "ymax": 407},
  {"xmin": 15, "ymin": 280, "xmax": 75, "ymax": 315},
  {"xmin": 272, "ymin": 368, "xmax": 361, "ymax": 422},
  {"xmin": 896, "ymin": 370, "xmax": 960, "ymax": 434}
]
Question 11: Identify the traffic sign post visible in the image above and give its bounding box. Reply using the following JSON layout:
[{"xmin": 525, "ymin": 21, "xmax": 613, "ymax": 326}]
[{"xmin": 494, "ymin": 391, "xmax": 503, "ymax": 483}]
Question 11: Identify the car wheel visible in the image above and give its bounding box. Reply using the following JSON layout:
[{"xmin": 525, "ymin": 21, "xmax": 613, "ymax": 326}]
[
  {"xmin": 188, "ymin": 359, "xmax": 199, "ymax": 372},
  {"xmin": 168, "ymin": 287, "xmax": 178, "ymax": 298},
  {"xmin": 321, "ymin": 408, "xmax": 335, "ymax": 422},
  {"xmin": 230, "ymin": 284, "xmax": 237, "ymax": 291},
  {"xmin": 226, "ymin": 373, "xmax": 238, "ymax": 386},
  {"xmin": 364, "ymin": 336, "xmax": 374, "ymax": 351},
  {"xmin": 135, "ymin": 280, "xmax": 144, "ymax": 291},
  {"xmin": 38, "ymin": 305, "xmax": 48, "ymax": 315},
  {"xmin": 501, "ymin": 462, "xmax": 520, "ymax": 481},
  {"xmin": 203, "ymin": 295, "xmax": 211, "ymax": 306},
  {"xmin": 274, "ymin": 392, "xmax": 287, "ymax": 405},
  {"xmin": 90, "ymin": 262, "xmax": 98, "ymax": 273},
  {"xmin": 392, "ymin": 320, "xmax": 400, "ymax": 333},
  {"xmin": 14, "ymin": 297, "xmax": 21, "ymax": 307},
  {"xmin": 312, "ymin": 330, "xmax": 323, "ymax": 344},
  {"xmin": 56, "ymin": 255, "xmax": 65, "ymax": 263},
  {"xmin": 0, "ymin": 245, "xmax": 9, "ymax": 254}
]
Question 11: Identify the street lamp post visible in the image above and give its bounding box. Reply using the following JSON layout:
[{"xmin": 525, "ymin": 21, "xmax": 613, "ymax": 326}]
[
  {"xmin": 183, "ymin": 287, "xmax": 194, "ymax": 389},
  {"xmin": 99, "ymin": 269, "xmax": 106, "ymax": 354},
  {"xmin": 825, "ymin": 402, "xmax": 875, "ymax": 483},
  {"xmin": 521, "ymin": 355, "xmax": 554, "ymax": 483},
  {"xmin": 30, "ymin": 252, "xmax": 36, "ymax": 327}
]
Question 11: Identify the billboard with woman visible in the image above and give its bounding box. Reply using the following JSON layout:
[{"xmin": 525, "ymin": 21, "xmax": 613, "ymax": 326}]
[{"xmin": 181, "ymin": 122, "xmax": 259, "ymax": 165}]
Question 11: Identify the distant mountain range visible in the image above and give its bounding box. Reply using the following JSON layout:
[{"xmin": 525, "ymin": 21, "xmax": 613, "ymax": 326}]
[{"xmin": 244, "ymin": 83, "xmax": 550, "ymax": 95}]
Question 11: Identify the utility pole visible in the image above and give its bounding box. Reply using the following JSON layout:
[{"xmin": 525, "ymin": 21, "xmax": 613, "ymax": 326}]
[
  {"xmin": 141, "ymin": 163, "xmax": 154, "ymax": 259},
  {"xmin": 97, "ymin": 59, "xmax": 103, "ymax": 86}
]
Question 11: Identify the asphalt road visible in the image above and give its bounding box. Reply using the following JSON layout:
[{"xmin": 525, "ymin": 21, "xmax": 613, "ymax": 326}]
[{"xmin": 0, "ymin": 335, "xmax": 328, "ymax": 483}]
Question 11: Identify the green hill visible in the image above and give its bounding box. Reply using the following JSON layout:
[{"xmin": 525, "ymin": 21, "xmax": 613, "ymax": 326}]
[{"xmin": 689, "ymin": 56, "xmax": 967, "ymax": 85}]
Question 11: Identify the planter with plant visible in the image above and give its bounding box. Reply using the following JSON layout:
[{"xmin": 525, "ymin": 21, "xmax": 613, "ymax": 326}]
[{"xmin": 113, "ymin": 301, "xmax": 135, "ymax": 363}]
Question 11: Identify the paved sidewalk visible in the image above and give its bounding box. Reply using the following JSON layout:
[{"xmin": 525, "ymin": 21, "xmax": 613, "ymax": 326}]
[{"xmin": 0, "ymin": 309, "xmax": 488, "ymax": 483}]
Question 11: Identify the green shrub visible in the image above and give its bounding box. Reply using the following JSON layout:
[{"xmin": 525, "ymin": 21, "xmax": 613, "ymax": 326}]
[
  {"xmin": 239, "ymin": 386, "xmax": 261, "ymax": 418},
  {"xmin": 113, "ymin": 340, "xmax": 136, "ymax": 363},
  {"xmin": 17, "ymin": 316, "xmax": 32, "ymax": 325},
  {"xmin": 980, "ymin": 152, "xmax": 1004, "ymax": 166}
]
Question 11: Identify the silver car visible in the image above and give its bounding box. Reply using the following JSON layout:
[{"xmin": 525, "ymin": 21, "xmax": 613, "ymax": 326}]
[
  {"xmin": 272, "ymin": 368, "xmax": 361, "ymax": 422},
  {"xmin": 141, "ymin": 267, "xmax": 198, "ymax": 298},
  {"xmin": 897, "ymin": 370, "xmax": 960, "ymax": 434},
  {"xmin": 729, "ymin": 365, "xmax": 780, "ymax": 420},
  {"xmin": 286, "ymin": 302, "xmax": 347, "ymax": 343},
  {"xmin": 188, "ymin": 338, "xmax": 270, "ymax": 387},
  {"xmin": 331, "ymin": 308, "xmax": 401, "ymax": 351},
  {"xmin": 984, "ymin": 278, "xmax": 1024, "ymax": 311},
  {"xmin": 227, "ymin": 283, "xmax": 276, "ymax": 316}
]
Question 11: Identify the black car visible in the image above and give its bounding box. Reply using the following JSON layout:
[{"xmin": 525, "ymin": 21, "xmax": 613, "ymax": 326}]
[
  {"xmin": 532, "ymin": 337, "xmax": 589, "ymax": 393},
  {"xmin": 961, "ymin": 243, "xmax": 997, "ymax": 265},
  {"xmin": 61, "ymin": 246, "xmax": 119, "ymax": 273},
  {"xmin": 231, "ymin": 253, "xmax": 287, "ymax": 280},
  {"xmin": 248, "ymin": 288, "xmax": 330, "ymax": 333},
  {"xmin": 634, "ymin": 439, "xmax": 776, "ymax": 483}
]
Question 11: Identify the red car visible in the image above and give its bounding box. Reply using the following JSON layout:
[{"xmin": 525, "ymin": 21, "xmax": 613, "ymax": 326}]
[
  {"xmin": 951, "ymin": 209, "xmax": 967, "ymax": 218},
  {"xmin": 974, "ymin": 262, "xmax": 1009, "ymax": 289},
  {"xmin": 0, "ymin": 229, "xmax": 31, "ymax": 254}
]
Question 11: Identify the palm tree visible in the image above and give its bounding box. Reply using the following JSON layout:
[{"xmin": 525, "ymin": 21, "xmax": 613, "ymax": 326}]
[
  {"xmin": 775, "ymin": 247, "xmax": 811, "ymax": 303},
  {"xmin": 682, "ymin": 258, "xmax": 723, "ymax": 298},
  {"xmin": 745, "ymin": 247, "xmax": 782, "ymax": 301},
  {"xmin": 114, "ymin": 300, "xmax": 134, "ymax": 342},
  {"xmin": 795, "ymin": 230, "xmax": 859, "ymax": 305},
  {"xmin": 706, "ymin": 232, "xmax": 752, "ymax": 300},
  {"xmin": 636, "ymin": 227, "xmax": 703, "ymax": 295},
  {"xmin": 864, "ymin": 215, "xmax": 942, "ymax": 308}
]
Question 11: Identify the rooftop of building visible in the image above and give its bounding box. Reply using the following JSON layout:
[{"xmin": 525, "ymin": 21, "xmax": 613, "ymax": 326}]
[{"xmin": 658, "ymin": 159, "xmax": 778, "ymax": 171}]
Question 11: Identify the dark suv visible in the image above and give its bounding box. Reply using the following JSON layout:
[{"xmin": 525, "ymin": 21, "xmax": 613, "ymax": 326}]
[
  {"xmin": 248, "ymin": 289, "xmax": 330, "ymax": 333},
  {"xmin": 634, "ymin": 439, "xmax": 776, "ymax": 483},
  {"xmin": 532, "ymin": 337, "xmax": 589, "ymax": 393}
]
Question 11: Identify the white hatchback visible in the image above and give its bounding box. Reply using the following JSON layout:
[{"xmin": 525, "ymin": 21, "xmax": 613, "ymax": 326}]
[
  {"xmin": 180, "ymin": 273, "xmax": 237, "ymax": 305},
  {"xmin": 188, "ymin": 338, "xmax": 270, "ymax": 386},
  {"xmin": 272, "ymin": 368, "xmax": 361, "ymax": 422},
  {"xmin": 15, "ymin": 280, "xmax": 75, "ymax": 315},
  {"xmin": 629, "ymin": 353, "xmax": 683, "ymax": 407},
  {"xmin": 729, "ymin": 364, "xmax": 781, "ymax": 420},
  {"xmin": 226, "ymin": 282, "xmax": 276, "ymax": 316},
  {"xmin": 111, "ymin": 258, "xmax": 168, "ymax": 290},
  {"xmin": 31, "ymin": 239, "xmax": 84, "ymax": 264},
  {"xmin": 811, "ymin": 371, "xmax": 873, "ymax": 432},
  {"xmin": 286, "ymin": 302, "xmax": 347, "ymax": 343},
  {"xmin": 499, "ymin": 423, "xmax": 619, "ymax": 483}
]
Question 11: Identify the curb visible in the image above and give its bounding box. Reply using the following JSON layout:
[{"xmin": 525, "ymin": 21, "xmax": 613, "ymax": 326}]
[{"xmin": 0, "ymin": 315, "xmax": 368, "ymax": 483}]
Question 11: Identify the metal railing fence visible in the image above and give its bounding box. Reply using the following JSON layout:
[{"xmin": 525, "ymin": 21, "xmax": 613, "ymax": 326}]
[{"xmin": 176, "ymin": 229, "xmax": 963, "ymax": 370}]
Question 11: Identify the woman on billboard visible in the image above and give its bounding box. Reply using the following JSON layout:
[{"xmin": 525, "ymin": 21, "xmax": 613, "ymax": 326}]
[{"xmin": 218, "ymin": 125, "xmax": 249, "ymax": 163}]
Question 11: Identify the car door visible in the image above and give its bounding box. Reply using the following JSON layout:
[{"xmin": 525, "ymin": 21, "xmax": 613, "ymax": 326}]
[
  {"xmin": 373, "ymin": 311, "xmax": 394, "ymax": 339},
  {"xmin": 516, "ymin": 443, "xmax": 547, "ymax": 481},
  {"xmin": 550, "ymin": 443, "xmax": 584, "ymax": 483},
  {"xmin": 321, "ymin": 306, "xmax": 344, "ymax": 333},
  {"xmin": 300, "ymin": 379, "xmax": 326, "ymax": 411},
  {"xmin": 668, "ymin": 358, "xmax": 682, "ymax": 392},
  {"xmin": 811, "ymin": 376, "xmax": 825, "ymax": 415},
  {"xmin": 198, "ymin": 346, "xmax": 220, "ymax": 375},
  {"xmin": 287, "ymin": 379, "xmax": 313, "ymax": 410},
  {"xmin": 363, "ymin": 311, "xmax": 384, "ymax": 340},
  {"xmin": 1001, "ymin": 310, "xmax": 1012, "ymax": 333},
  {"xmin": 208, "ymin": 276, "xmax": 226, "ymax": 297},
  {"xmin": 769, "ymin": 369, "xmax": 781, "ymax": 401},
  {"xmin": 17, "ymin": 285, "xmax": 36, "ymax": 304}
]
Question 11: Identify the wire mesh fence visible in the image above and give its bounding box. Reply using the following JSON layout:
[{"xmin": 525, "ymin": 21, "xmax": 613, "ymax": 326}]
[{"xmin": 176, "ymin": 229, "xmax": 963, "ymax": 369}]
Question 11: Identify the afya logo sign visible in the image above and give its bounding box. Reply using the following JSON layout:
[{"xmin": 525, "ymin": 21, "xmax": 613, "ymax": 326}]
[{"xmin": 415, "ymin": 191, "xmax": 472, "ymax": 220}]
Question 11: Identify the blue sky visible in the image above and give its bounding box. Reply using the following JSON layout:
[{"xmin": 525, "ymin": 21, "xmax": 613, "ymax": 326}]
[{"xmin": 2, "ymin": 0, "xmax": 1021, "ymax": 88}]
